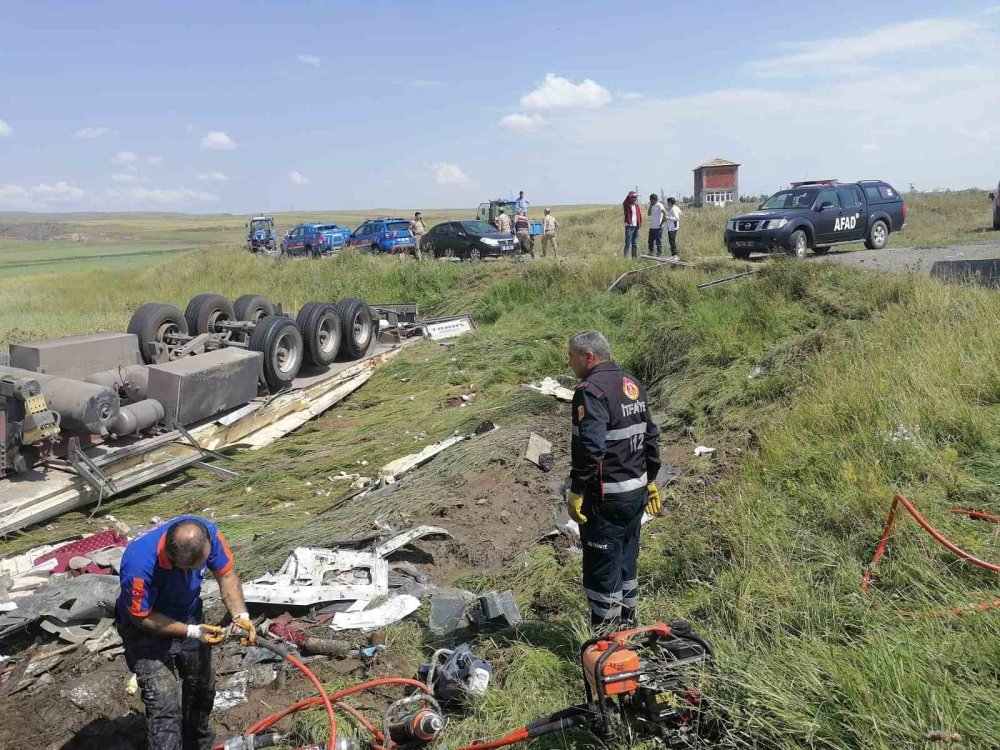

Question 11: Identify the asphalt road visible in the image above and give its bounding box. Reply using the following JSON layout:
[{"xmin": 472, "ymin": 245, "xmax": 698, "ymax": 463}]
[{"xmin": 809, "ymin": 234, "xmax": 1000, "ymax": 275}]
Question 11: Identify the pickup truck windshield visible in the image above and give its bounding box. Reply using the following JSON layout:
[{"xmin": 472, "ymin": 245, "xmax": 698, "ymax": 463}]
[{"xmin": 761, "ymin": 189, "xmax": 819, "ymax": 210}]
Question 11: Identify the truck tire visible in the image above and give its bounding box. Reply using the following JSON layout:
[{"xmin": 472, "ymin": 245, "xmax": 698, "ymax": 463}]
[
  {"xmin": 127, "ymin": 303, "xmax": 188, "ymax": 364},
  {"xmin": 864, "ymin": 220, "xmax": 889, "ymax": 250},
  {"xmin": 185, "ymin": 294, "xmax": 235, "ymax": 336},
  {"xmin": 298, "ymin": 302, "xmax": 341, "ymax": 366},
  {"xmin": 336, "ymin": 296, "xmax": 373, "ymax": 360},
  {"xmin": 233, "ymin": 294, "xmax": 275, "ymax": 323},
  {"xmin": 788, "ymin": 230, "xmax": 808, "ymax": 259},
  {"xmin": 249, "ymin": 315, "xmax": 304, "ymax": 391},
  {"xmin": 730, "ymin": 249, "xmax": 751, "ymax": 260}
]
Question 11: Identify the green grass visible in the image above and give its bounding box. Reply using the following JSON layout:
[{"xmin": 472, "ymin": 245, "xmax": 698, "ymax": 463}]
[{"xmin": 2, "ymin": 203, "xmax": 1000, "ymax": 748}]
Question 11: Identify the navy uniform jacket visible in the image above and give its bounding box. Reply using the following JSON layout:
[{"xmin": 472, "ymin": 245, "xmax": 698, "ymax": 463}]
[{"xmin": 570, "ymin": 362, "xmax": 660, "ymax": 500}]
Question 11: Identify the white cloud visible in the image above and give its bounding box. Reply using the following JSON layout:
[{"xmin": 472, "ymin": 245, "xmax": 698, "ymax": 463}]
[
  {"xmin": 112, "ymin": 150, "xmax": 137, "ymax": 164},
  {"xmin": 499, "ymin": 113, "xmax": 546, "ymax": 133},
  {"xmin": 111, "ymin": 172, "xmax": 146, "ymax": 183},
  {"xmin": 0, "ymin": 181, "xmax": 86, "ymax": 207},
  {"xmin": 748, "ymin": 18, "xmax": 980, "ymax": 75},
  {"xmin": 431, "ymin": 162, "xmax": 470, "ymax": 186},
  {"xmin": 297, "ymin": 54, "xmax": 320, "ymax": 66},
  {"xmin": 520, "ymin": 73, "xmax": 612, "ymax": 109},
  {"xmin": 0, "ymin": 119, "xmax": 11, "ymax": 137},
  {"xmin": 200, "ymin": 131, "xmax": 237, "ymax": 150},
  {"xmin": 107, "ymin": 186, "xmax": 218, "ymax": 205},
  {"xmin": 146, "ymin": 156, "xmax": 164, "ymax": 166},
  {"xmin": 288, "ymin": 171, "xmax": 310, "ymax": 186},
  {"xmin": 197, "ymin": 171, "xmax": 230, "ymax": 182},
  {"xmin": 73, "ymin": 126, "xmax": 110, "ymax": 140}
]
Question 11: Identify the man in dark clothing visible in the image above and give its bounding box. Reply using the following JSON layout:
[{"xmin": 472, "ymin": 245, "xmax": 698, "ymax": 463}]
[
  {"xmin": 116, "ymin": 516, "xmax": 256, "ymax": 750},
  {"xmin": 566, "ymin": 331, "xmax": 661, "ymax": 631},
  {"xmin": 622, "ymin": 191, "xmax": 642, "ymax": 258}
]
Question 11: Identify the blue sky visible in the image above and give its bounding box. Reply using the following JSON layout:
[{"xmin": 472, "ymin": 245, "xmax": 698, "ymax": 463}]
[{"xmin": 1, "ymin": 0, "xmax": 998, "ymax": 212}]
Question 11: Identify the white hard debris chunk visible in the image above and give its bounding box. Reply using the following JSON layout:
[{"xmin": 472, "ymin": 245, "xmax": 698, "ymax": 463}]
[
  {"xmin": 522, "ymin": 377, "xmax": 574, "ymax": 403},
  {"xmin": 329, "ymin": 595, "xmax": 421, "ymax": 632},
  {"xmin": 694, "ymin": 446, "xmax": 716, "ymax": 456}
]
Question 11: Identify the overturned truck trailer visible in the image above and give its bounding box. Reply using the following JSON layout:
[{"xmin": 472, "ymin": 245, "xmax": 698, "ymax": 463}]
[{"xmin": 0, "ymin": 292, "xmax": 476, "ymax": 536}]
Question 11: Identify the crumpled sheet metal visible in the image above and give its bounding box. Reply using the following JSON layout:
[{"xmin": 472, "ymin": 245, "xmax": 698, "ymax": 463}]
[{"xmin": 0, "ymin": 575, "xmax": 119, "ymax": 640}]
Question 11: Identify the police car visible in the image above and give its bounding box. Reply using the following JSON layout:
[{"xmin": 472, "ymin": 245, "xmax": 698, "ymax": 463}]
[{"xmin": 725, "ymin": 180, "xmax": 908, "ymax": 259}]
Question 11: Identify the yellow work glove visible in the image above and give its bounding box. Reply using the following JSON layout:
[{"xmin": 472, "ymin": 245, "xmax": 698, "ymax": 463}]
[
  {"xmin": 566, "ymin": 491, "xmax": 588, "ymax": 524},
  {"xmin": 231, "ymin": 613, "xmax": 256, "ymax": 646},
  {"xmin": 645, "ymin": 483, "xmax": 662, "ymax": 516},
  {"xmin": 187, "ymin": 623, "xmax": 226, "ymax": 645}
]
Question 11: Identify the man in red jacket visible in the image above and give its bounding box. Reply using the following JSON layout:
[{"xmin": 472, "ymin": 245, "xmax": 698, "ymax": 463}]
[{"xmin": 623, "ymin": 191, "xmax": 642, "ymax": 258}]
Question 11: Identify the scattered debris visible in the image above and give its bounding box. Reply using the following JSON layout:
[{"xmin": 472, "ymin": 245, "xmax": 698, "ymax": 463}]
[
  {"xmin": 125, "ymin": 673, "xmax": 138, "ymax": 695},
  {"xmin": 214, "ymin": 670, "xmax": 251, "ymax": 711},
  {"xmin": 886, "ymin": 422, "xmax": 919, "ymax": 443},
  {"xmin": 421, "ymin": 644, "xmax": 493, "ymax": 703},
  {"xmin": 694, "ymin": 445, "xmax": 716, "ymax": 456},
  {"xmin": 429, "ymin": 591, "xmax": 477, "ymax": 636},
  {"xmin": 428, "ymin": 590, "xmax": 521, "ymax": 636},
  {"xmin": 469, "ymin": 591, "xmax": 521, "ymax": 629},
  {"xmin": 522, "ymin": 377, "xmax": 573, "ymax": 403}
]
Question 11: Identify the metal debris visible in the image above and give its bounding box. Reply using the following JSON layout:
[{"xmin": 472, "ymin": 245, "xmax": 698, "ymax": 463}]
[{"xmin": 522, "ymin": 378, "xmax": 573, "ymax": 403}]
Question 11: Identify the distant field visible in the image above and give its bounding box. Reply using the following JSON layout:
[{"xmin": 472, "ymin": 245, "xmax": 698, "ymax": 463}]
[{"xmin": 0, "ymin": 238, "xmax": 194, "ymax": 276}]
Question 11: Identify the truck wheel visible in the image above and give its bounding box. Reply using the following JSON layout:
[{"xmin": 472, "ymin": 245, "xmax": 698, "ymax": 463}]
[
  {"xmin": 813, "ymin": 246, "xmax": 831, "ymax": 255},
  {"xmin": 336, "ymin": 296, "xmax": 373, "ymax": 359},
  {"xmin": 788, "ymin": 230, "xmax": 808, "ymax": 259},
  {"xmin": 250, "ymin": 316, "xmax": 304, "ymax": 391},
  {"xmin": 127, "ymin": 303, "xmax": 188, "ymax": 364},
  {"xmin": 185, "ymin": 294, "xmax": 235, "ymax": 336},
  {"xmin": 298, "ymin": 302, "xmax": 341, "ymax": 366},
  {"xmin": 233, "ymin": 294, "xmax": 275, "ymax": 323},
  {"xmin": 864, "ymin": 220, "xmax": 889, "ymax": 250},
  {"xmin": 730, "ymin": 249, "xmax": 751, "ymax": 260}
]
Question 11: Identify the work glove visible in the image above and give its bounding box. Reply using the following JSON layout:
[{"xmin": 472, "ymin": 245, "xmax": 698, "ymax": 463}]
[
  {"xmin": 566, "ymin": 490, "xmax": 588, "ymax": 525},
  {"xmin": 230, "ymin": 613, "xmax": 256, "ymax": 646},
  {"xmin": 187, "ymin": 623, "xmax": 226, "ymax": 645},
  {"xmin": 645, "ymin": 483, "xmax": 662, "ymax": 516}
]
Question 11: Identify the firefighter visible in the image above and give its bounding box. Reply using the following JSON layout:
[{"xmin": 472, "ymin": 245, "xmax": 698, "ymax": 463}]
[
  {"xmin": 565, "ymin": 331, "xmax": 661, "ymax": 630},
  {"xmin": 116, "ymin": 516, "xmax": 256, "ymax": 750}
]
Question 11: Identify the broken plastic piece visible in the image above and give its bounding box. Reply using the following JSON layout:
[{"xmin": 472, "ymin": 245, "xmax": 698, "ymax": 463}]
[
  {"xmin": 429, "ymin": 591, "xmax": 477, "ymax": 636},
  {"xmin": 469, "ymin": 591, "xmax": 521, "ymax": 629},
  {"xmin": 522, "ymin": 378, "xmax": 573, "ymax": 403},
  {"xmin": 694, "ymin": 445, "xmax": 715, "ymax": 456}
]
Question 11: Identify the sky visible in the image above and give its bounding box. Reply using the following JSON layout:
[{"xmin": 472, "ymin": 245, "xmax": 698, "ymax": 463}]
[{"xmin": 1, "ymin": 0, "xmax": 999, "ymax": 213}]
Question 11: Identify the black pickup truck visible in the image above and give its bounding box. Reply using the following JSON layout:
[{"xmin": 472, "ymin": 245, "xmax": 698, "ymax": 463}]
[{"xmin": 724, "ymin": 180, "xmax": 908, "ymax": 259}]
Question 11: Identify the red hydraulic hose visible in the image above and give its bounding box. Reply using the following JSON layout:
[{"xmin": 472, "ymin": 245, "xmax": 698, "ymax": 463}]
[
  {"xmin": 862, "ymin": 494, "xmax": 1000, "ymax": 616},
  {"xmin": 454, "ymin": 727, "xmax": 531, "ymax": 750}
]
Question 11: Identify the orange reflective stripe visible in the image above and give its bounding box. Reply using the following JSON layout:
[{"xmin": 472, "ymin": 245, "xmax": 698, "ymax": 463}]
[
  {"xmin": 129, "ymin": 578, "xmax": 147, "ymax": 615},
  {"xmin": 215, "ymin": 530, "xmax": 234, "ymax": 574}
]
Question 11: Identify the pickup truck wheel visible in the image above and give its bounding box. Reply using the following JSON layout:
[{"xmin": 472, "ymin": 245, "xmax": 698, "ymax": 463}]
[
  {"xmin": 336, "ymin": 296, "xmax": 373, "ymax": 359},
  {"xmin": 813, "ymin": 246, "xmax": 831, "ymax": 255},
  {"xmin": 250, "ymin": 316, "xmax": 304, "ymax": 391},
  {"xmin": 864, "ymin": 220, "xmax": 889, "ymax": 250},
  {"xmin": 788, "ymin": 230, "xmax": 808, "ymax": 259},
  {"xmin": 298, "ymin": 302, "xmax": 341, "ymax": 366},
  {"xmin": 730, "ymin": 249, "xmax": 751, "ymax": 260},
  {"xmin": 128, "ymin": 303, "xmax": 188, "ymax": 364},
  {"xmin": 185, "ymin": 293, "xmax": 235, "ymax": 336},
  {"xmin": 233, "ymin": 294, "xmax": 275, "ymax": 323}
]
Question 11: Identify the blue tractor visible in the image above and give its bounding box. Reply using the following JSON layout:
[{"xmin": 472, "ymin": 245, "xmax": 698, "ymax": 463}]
[
  {"xmin": 246, "ymin": 215, "xmax": 279, "ymax": 256},
  {"xmin": 476, "ymin": 199, "xmax": 542, "ymax": 251}
]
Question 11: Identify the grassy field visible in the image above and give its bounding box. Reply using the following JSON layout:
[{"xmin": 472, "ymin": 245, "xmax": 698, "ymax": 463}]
[
  {"xmin": 1, "ymin": 193, "xmax": 1000, "ymax": 749},
  {"xmin": 0, "ymin": 190, "xmax": 994, "ymax": 279}
]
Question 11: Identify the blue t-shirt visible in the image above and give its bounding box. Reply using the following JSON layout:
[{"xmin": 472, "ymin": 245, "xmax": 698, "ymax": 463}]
[{"xmin": 116, "ymin": 515, "xmax": 233, "ymax": 624}]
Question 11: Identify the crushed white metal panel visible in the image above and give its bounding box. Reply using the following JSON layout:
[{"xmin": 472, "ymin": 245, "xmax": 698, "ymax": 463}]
[
  {"xmin": 522, "ymin": 377, "xmax": 574, "ymax": 403},
  {"xmin": 243, "ymin": 526, "xmax": 451, "ymax": 607},
  {"xmin": 0, "ymin": 343, "xmax": 406, "ymax": 536},
  {"xmin": 329, "ymin": 595, "xmax": 421, "ymax": 631},
  {"xmin": 376, "ymin": 435, "xmax": 466, "ymax": 486},
  {"xmin": 422, "ymin": 315, "xmax": 476, "ymax": 341}
]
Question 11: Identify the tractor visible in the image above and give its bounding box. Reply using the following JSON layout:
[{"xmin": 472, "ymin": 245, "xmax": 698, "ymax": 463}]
[
  {"xmin": 475, "ymin": 199, "xmax": 542, "ymax": 252},
  {"xmin": 246, "ymin": 215, "xmax": 279, "ymax": 256}
]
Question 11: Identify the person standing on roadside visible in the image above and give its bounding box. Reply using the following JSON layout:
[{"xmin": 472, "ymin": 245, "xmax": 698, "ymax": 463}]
[
  {"xmin": 647, "ymin": 194, "xmax": 666, "ymax": 257},
  {"xmin": 541, "ymin": 208, "xmax": 559, "ymax": 258},
  {"xmin": 622, "ymin": 191, "xmax": 642, "ymax": 258},
  {"xmin": 666, "ymin": 197, "xmax": 682, "ymax": 258},
  {"xmin": 409, "ymin": 211, "xmax": 427, "ymax": 260},
  {"xmin": 514, "ymin": 212, "xmax": 533, "ymax": 258},
  {"xmin": 495, "ymin": 207, "xmax": 512, "ymax": 234},
  {"xmin": 515, "ymin": 190, "xmax": 529, "ymax": 217}
]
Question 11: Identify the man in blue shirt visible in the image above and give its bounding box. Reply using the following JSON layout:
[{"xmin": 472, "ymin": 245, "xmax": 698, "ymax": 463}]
[
  {"xmin": 116, "ymin": 516, "xmax": 255, "ymax": 750},
  {"xmin": 515, "ymin": 190, "xmax": 529, "ymax": 217}
]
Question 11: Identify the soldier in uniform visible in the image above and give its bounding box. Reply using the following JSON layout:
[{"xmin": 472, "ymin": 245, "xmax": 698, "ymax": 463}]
[{"xmin": 565, "ymin": 331, "xmax": 661, "ymax": 630}]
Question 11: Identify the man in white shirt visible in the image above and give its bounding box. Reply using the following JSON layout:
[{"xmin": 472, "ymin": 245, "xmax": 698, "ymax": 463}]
[
  {"xmin": 666, "ymin": 197, "xmax": 682, "ymax": 258},
  {"xmin": 647, "ymin": 194, "xmax": 666, "ymax": 257},
  {"xmin": 541, "ymin": 208, "xmax": 559, "ymax": 258}
]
